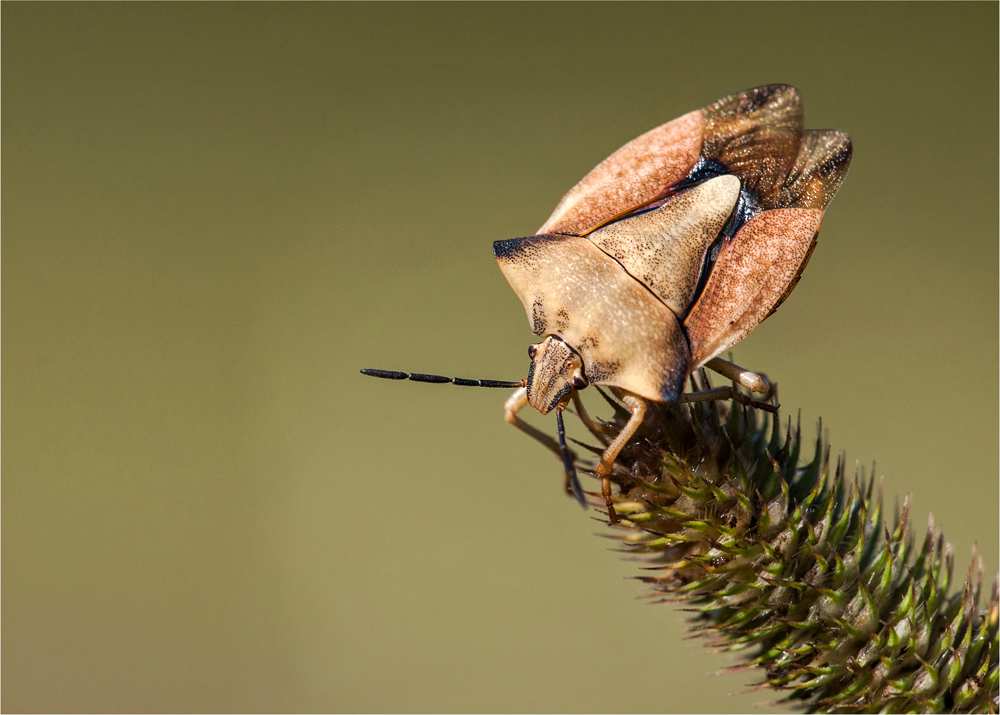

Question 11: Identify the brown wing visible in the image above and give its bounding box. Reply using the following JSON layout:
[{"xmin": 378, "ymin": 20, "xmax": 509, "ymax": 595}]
[
  {"xmin": 494, "ymin": 234, "xmax": 690, "ymax": 403},
  {"xmin": 538, "ymin": 111, "xmax": 703, "ymax": 237},
  {"xmin": 683, "ymin": 208, "xmax": 822, "ymax": 368},
  {"xmin": 683, "ymin": 120, "xmax": 852, "ymax": 365},
  {"xmin": 538, "ymin": 85, "xmax": 805, "ymax": 237},
  {"xmin": 760, "ymin": 129, "xmax": 852, "ymax": 316},
  {"xmin": 701, "ymin": 84, "xmax": 803, "ymax": 210}
]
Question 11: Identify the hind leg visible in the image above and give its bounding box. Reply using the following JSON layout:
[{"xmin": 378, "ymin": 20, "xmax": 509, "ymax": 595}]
[
  {"xmin": 681, "ymin": 385, "xmax": 777, "ymax": 413},
  {"xmin": 704, "ymin": 357, "xmax": 772, "ymax": 396}
]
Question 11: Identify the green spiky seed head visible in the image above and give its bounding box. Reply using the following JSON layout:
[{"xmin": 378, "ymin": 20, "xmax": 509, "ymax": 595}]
[{"xmin": 568, "ymin": 386, "xmax": 998, "ymax": 713}]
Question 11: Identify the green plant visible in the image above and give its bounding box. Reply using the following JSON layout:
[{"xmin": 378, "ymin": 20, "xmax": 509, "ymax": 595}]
[{"xmin": 571, "ymin": 377, "xmax": 998, "ymax": 713}]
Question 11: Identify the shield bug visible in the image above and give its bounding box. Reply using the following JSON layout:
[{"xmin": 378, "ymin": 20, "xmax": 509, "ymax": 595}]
[{"xmin": 363, "ymin": 84, "xmax": 851, "ymax": 523}]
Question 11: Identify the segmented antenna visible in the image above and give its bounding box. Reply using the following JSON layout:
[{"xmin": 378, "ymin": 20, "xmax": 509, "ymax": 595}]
[{"xmin": 360, "ymin": 369, "xmax": 523, "ymax": 389}]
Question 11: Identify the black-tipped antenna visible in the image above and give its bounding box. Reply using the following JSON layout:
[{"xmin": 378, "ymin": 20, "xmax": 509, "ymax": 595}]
[
  {"xmin": 360, "ymin": 369, "xmax": 523, "ymax": 389},
  {"xmin": 556, "ymin": 409, "xmax": 586, "ymax": 509}
]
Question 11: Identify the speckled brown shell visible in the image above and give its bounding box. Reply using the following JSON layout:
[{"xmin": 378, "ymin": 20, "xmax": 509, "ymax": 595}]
[{"xmin": 500, "ymin": 85, "xmax": 852, "ymax": 403}]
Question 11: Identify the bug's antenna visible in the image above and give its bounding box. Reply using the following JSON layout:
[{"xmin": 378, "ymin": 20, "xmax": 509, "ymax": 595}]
[
  {"xmin": 360, "ymin": 369, "xmax": 523, "ymax": 389},
  {"xmin": 556, "ymin": 408, "xmax": 586, "ymax": 509}
]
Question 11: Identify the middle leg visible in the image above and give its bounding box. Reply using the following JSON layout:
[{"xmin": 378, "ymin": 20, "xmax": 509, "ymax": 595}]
[{"xmin": 593, "ymin": 393, "xmax": 647, "ymax": 524}]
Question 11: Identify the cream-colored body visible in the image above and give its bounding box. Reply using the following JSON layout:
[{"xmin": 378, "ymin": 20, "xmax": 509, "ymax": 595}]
[{"xmin": 494, "ymin": 234, "xmax": 690, "ymax": 406}]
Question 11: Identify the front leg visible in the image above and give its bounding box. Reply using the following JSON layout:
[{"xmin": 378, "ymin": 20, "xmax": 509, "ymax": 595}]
[
  {"xmin": 506, "ymin": 387, "xmax": 585, "ymax": 504},
  {"xmin": 504, "ymin": 387, "xmax": 562, "ymax": 457},
  {"xmin": 594, "ymin": 393, "xmax": 647, "ymax": 524}
]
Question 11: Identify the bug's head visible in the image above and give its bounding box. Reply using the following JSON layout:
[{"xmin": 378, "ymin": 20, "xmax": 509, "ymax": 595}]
[{"xmin": 525, "ymin": 336, "xmax": 587, "ymax": 415}]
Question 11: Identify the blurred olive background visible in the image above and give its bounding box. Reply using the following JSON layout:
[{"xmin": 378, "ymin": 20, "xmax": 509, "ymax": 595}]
[{"xmin": 3, "ymin": 4, "xmax": 996, "ymax": 713}]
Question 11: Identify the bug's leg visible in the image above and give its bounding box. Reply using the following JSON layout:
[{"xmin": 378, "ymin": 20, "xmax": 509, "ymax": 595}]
[
  {"xmin": 704, "ymin": 357, "xmax": 772, "ymax": 396},
  {"xmin": 571, "ymin": 391, "xmax": 611, "ymax": 445},
  {"xmin": 594, "ymin": 394, "xmax": 647, "ymax": 525},
  {"xmin": 681, "ymin": 386, "xmax": 778, "ymax": 413},
  {"xmin": 504, "ymin": 387, "xmax": 565, "ymax": 459}
]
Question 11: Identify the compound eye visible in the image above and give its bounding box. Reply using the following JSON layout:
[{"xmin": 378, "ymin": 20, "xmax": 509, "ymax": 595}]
[
  {"xmin": 571, "ymin": 374, "xmax": 587, "ymax": 390},
  {"xmin": 527, "ymin": 344, "xmax": 538, "ymax": 360}
]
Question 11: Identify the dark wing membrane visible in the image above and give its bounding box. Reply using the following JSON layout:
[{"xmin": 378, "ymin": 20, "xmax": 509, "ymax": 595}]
[
  {"xmin": 701, "ymin": 85, "xmax": 804, "ymax": 210},
  {"xmin": 778, "ymin": 130, "xmax": 853, "ymax": 210},
  {"xmin": 758, "ymin": 130, "xmax": 851, "ymax": 317}
]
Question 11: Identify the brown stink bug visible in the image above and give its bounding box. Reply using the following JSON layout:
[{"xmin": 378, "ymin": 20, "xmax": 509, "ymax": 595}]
[{"xmin": 363, "ymin": 85, "xmax": 851, "ymax": 523}]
